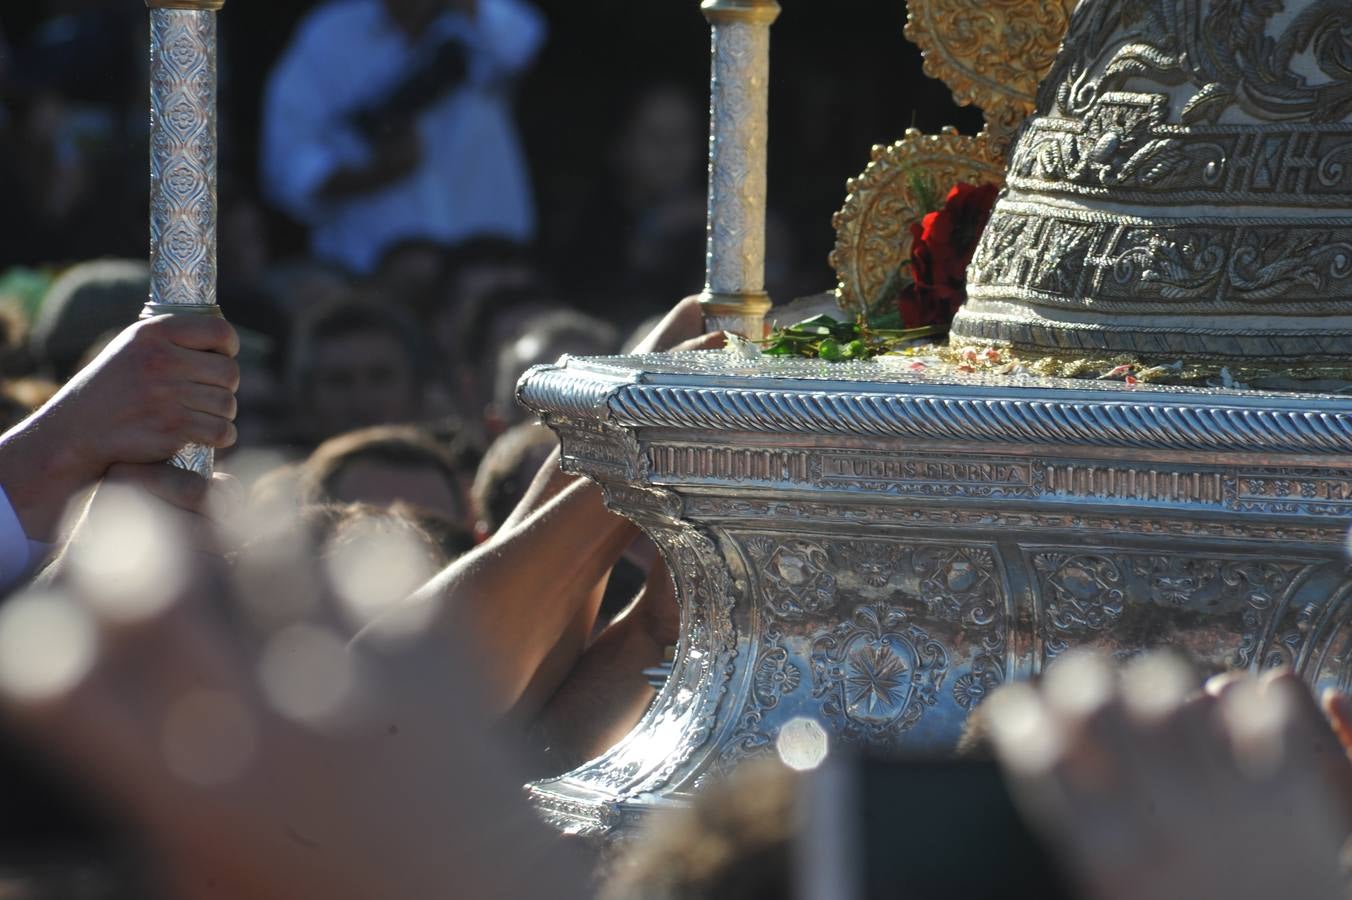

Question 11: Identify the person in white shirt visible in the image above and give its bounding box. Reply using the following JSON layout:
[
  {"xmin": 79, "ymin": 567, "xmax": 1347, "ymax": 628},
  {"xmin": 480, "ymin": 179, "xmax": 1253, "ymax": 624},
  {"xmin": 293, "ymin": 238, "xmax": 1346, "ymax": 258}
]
[
  {"xmin": 0, "ymin": 314, "xmax": 241, "ymax": 593},
  {"xmin": 261, "ymin": 0, "xmax": 545, "ymax": 275}
]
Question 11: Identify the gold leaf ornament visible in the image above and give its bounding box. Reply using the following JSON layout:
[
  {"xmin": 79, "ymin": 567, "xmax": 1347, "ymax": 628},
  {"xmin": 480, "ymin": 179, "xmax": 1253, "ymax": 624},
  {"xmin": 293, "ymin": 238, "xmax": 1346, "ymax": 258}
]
[
  {"xmin": 831, "ymin": 128, "xmax": 1005, "ymax": 315},
  {"xmin": 902, "ymin": 0, "xmax": 1077, "ymax": 146},
  {"xmin": 829, "ymin": 0, "xmax": 1075, "ymax": 317}
]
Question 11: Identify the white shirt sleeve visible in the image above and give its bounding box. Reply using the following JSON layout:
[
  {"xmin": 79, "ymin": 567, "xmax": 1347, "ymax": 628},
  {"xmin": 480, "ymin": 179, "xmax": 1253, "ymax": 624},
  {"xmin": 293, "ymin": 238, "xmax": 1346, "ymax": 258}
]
[
  {"xmin": 0, "ymin": 486, "xmax": 39, "ymax": 593},
  {"xmin": 470, "ymin": 0, "xmax": 546, "ymax": 82},
  {"xmin": 260, "ymin": 24, "xmax": 375, "ymax": 225}
]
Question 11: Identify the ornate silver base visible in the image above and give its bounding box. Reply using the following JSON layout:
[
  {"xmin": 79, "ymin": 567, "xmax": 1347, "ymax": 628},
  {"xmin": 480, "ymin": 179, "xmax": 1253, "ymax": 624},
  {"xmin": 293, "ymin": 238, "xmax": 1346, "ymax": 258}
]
[{"xmin": 517, "ymin": 353, "xmax": 1352, "ymax": 838}]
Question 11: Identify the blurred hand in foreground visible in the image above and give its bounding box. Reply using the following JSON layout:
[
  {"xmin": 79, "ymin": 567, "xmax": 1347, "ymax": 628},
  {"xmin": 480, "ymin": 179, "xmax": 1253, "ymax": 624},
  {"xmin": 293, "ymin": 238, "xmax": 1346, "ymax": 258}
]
[
  {"xmin": 0, "ymin": 315, "xmax": 240, "ymax": 541},
  {"xmin": 986, "ymin": 653, "xmax": 1351, "ymax": 900},
  {"xmin": 0, "ymin": 480, "xmax": 584, "ymax": 900}
]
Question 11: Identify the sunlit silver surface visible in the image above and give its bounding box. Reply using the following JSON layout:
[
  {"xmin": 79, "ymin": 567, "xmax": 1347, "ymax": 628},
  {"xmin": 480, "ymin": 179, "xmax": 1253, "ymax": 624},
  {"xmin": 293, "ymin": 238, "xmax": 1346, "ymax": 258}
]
[
  {"xmin": 145, "ymin": 1, "xmax": 224, "ymax": 476},
  {"xmin": 697, "ymin": 0, "xmax": 779, "ymax": 339},
  {"xmin": 954, "ymin": 0, "xmax": 1352, "ymax": 363},
  {"xmin": 519, "ymin": 352, "xmax": 1352, "ymax": 837}
]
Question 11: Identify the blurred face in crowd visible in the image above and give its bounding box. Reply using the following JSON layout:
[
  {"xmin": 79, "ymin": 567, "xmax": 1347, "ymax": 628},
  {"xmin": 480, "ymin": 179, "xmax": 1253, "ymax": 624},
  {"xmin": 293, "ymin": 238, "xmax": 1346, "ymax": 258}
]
[
  {"xmin": 220, "ymin": 200, "xmax": 270, "ymax": 286},
  {"xmin": 306, "ymin": 332, "xmax": 420, "ymax": 440},
  {"xmin": 621, "ymin": 86, "xmax": 702, "ymax": 202},
  {"xmin": 380, "ymin": 244, "xmax": 446, "ymax": 313},
  {"xmin": 330, "ymin": 459, "xmax": 466, "ymax": 525}
]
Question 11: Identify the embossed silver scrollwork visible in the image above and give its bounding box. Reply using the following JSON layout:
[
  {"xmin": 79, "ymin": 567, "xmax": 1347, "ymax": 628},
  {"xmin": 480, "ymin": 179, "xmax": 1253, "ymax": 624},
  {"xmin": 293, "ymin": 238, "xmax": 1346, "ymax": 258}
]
[{"xmin": 956, "ymin": 0, "xmax": 1352, "ymax": 359}]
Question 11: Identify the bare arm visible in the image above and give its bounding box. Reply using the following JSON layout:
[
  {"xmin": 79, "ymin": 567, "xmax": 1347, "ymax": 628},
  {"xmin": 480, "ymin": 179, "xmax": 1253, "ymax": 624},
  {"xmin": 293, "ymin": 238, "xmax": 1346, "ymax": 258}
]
[
  {"xmin": 402, "ymin": 477, "xmax": 637, "ymax": 717},
  {"xmin": 524, "ymin": 560, "xmax": 676, "ymax": 776},
  {"xmin": 485, "ymin": 299, "xmax": 723, "ymax": 717},
  {"xmin": 0, "ymin": 478, "xmax": 587, "ymax": 900},
  {"xmin": 375, "ymin": 299, "xmax": 722, "ymax": 720}
]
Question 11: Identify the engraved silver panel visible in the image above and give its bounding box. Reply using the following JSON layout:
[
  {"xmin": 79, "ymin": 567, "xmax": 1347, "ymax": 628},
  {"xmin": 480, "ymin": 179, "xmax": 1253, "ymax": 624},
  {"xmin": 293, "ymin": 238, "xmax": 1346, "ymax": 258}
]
[{"xmin": 519, "ymin": 353, "xmax": 1352, "ymax": 838}]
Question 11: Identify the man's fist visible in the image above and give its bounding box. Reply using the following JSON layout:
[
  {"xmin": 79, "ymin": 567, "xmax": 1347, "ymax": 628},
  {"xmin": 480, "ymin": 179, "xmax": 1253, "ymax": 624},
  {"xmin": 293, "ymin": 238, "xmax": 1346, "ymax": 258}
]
[
  {"xmin": 0, "ymin": 314, "xmax": 241, "ymax": 541},
  {"xmin": 61, "ymin": 314, "xmax": 241, "ymax": 466}
]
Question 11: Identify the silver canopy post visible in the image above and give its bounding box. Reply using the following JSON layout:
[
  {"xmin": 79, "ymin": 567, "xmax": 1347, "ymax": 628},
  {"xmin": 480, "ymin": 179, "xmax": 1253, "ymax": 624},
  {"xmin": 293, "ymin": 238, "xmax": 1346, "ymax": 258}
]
[
  {"xmin": 145, "ymin": 0, "xmax": 225, "ymax": 476},
  {"xmin": 697, "ymin": 0, "xmax": 780, "ymax": 340}
]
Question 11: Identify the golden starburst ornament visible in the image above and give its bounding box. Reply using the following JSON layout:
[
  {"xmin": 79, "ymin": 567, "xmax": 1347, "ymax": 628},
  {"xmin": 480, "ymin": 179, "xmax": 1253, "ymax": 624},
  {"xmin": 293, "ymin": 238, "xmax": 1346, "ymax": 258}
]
[{"xmin": 830, "ymin": 0, "xmax": 1076, "ymax": 317}]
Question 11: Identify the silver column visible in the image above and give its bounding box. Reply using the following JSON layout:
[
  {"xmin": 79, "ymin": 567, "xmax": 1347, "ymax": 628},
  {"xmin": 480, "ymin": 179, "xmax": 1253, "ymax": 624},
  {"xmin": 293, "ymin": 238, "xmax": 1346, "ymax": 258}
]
[
  {"xmin": 145, "ymin": 0, "xmax": 225, "ymax": 476},
  {"xmin": 698, "ymin": 0, "xmax": 779, "ymax": 339}
]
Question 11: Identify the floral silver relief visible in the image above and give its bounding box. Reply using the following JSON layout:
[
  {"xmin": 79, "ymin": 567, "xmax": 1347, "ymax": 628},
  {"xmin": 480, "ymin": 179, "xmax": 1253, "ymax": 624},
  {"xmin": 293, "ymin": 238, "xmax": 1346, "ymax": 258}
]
[
  {"xmin": 519, "ymin": 353, "xmax": 1352, "ymax": 839},
  {"xmin": 148, "ymin": 8, "xmax": 219, "ymax": 476}
]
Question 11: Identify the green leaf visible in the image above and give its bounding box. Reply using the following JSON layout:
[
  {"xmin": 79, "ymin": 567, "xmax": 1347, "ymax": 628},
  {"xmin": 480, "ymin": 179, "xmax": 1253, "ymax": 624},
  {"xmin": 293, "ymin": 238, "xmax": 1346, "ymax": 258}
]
[
  {"xmin": 868, "ymin": 304, "xmax": 905, "ymax": 330},
  {"xmin": 793, "ymin": 314, "xmax": 839, "ymax": 329},
  {"xmin": 817, "ymin": 338, "xmax": 843, "ymax": 361},
  {"xmin": 908, "ymin": 169, "xmax": 940, "ymax": 216}
]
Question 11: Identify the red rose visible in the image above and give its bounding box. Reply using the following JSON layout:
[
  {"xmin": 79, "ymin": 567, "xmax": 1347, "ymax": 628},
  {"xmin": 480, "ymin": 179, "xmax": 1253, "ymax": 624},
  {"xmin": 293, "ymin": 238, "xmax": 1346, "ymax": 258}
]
[{"xmin": 896, "ymin": 181, "xmax": 1000, "ymax": 330}]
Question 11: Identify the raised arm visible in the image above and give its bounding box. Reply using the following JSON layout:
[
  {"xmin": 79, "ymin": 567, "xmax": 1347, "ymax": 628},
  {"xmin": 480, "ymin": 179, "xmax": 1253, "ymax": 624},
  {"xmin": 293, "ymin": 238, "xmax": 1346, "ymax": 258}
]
[
  {"xmin": 405, "ymin": 477, "xmax": 637, "ymax": 717},
  {"xmin": 364, "ymin": 299, "xmax": 721, "ymax": 718}
]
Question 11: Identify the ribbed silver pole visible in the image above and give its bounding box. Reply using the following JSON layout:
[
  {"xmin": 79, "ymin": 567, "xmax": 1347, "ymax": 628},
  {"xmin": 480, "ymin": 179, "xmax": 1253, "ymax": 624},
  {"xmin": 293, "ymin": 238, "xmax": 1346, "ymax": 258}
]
[
  {"xmin": 698, "ymin": 0, "xmax": 779, "ymax": 339},
  {"xmin": 145, "ymin": 0, "xmax": 225, "ymax": 477}
]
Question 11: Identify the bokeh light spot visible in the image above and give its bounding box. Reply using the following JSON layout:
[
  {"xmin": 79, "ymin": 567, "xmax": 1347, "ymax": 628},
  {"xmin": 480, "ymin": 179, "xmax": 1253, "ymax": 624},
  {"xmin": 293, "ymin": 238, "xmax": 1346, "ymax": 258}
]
[
  {"xmin": 0, "ymin": 591, "xmax": 97, "ymax": 704},
  {"xmin": 322, "ymin": 518, "xmax": 437, "ymax": 636},
  {"xmin": 68, "ymin": 484, "xmax": 188, "ymax": 623},
  {"xmin": 776, "ymin": 716, "xmax": 830, "ymax": 771},
  {"xmin": 258, "ymin": 625, "xmax": 357, "ymax": 726}
]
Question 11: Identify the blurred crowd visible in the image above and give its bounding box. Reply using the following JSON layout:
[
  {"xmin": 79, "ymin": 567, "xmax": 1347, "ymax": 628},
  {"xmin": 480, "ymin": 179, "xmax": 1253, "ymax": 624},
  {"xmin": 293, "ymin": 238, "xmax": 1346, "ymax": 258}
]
[
  {"xmin": 0, "ymin": 0, "xmax": 716, "ymax": 478},
  {"xmin": 3, "ymin": 1, "xmax": 1349, "ymax": 899},
  {"xmin": 0, "ymin": 0, "xmax": 981, "ymax": 511}
]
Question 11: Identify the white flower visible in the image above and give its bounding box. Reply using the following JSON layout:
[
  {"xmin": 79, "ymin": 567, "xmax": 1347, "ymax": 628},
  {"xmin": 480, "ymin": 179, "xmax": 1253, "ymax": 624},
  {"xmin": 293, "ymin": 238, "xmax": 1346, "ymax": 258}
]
[{"xmin": 724, "ymin": 332, "xmax": 764, "ymax": 359}]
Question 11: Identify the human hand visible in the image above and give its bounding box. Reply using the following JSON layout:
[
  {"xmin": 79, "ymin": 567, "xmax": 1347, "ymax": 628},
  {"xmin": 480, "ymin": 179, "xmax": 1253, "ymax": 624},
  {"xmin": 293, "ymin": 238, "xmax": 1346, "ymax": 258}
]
[
  {"xmin": 630, "ymin": 296, "xmax": 727, "ymax": 355},
  {"xmin": 317, "ymin": 126, "xmax": 422, "ymax": 200},
  {"xmin": 986, "ymin": 654, "xmax": 1350, "ymax": 900},
  {"xmin": 0, "ymin": 315, "xmax": 239, "ymax": 540},
  {"xmin": 0, "ymin": 499, "xmax": 584, "ymax": 900},
  {"xmin": 1322, "ymin": 688, "xmax": 1352, "ymax": 784},
  {"xmin": 1208, "ymin": 670, "xmax": 1352, "ymax": 828},
  {"xmin": 61, "ymin": 463, "xmax": 242, "ymax": 563}
]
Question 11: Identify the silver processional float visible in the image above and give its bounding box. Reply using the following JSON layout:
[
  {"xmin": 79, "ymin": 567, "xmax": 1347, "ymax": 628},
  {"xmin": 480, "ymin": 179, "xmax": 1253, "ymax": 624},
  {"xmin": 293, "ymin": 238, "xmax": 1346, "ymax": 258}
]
[
  {"xmin": 520, "ymin": 0, "xmax": 1352, "ymax": 839},
  {"xmin": 144, "ymin": 0, "xmax": 225, "ymax": 477}
]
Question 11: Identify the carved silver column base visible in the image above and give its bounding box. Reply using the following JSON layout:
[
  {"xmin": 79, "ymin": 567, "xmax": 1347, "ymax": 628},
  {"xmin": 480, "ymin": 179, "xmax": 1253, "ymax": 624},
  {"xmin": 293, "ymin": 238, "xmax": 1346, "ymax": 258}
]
[
  {"xmin": 699, "ymin": 291, "xmax": 771, "ymax": 340},
  {"xmin": 518, "ymin": 353, "xmax": 1352, "ymax": 838}
]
